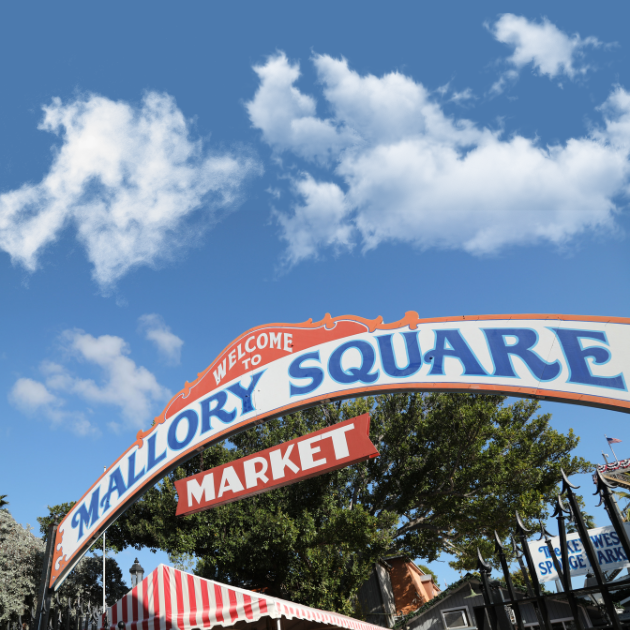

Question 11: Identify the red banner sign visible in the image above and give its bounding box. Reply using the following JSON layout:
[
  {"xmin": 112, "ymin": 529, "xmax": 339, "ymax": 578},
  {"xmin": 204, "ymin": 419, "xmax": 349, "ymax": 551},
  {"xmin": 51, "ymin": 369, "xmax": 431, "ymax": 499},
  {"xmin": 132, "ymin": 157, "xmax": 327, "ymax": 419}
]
[{"xmin": 174, "ymin": 413, "xmax": 378, "ymax": 516}]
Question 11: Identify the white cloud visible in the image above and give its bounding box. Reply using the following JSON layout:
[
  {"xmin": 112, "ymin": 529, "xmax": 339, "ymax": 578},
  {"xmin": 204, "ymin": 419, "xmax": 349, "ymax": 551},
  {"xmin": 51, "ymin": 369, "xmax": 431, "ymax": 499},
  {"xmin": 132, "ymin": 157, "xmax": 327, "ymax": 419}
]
[
  {"xmin": 10, "ymin": 378, "xmax": 58, "ymax": 412},
  {"xmin": 138, "ymin": 314, "xmax": 183, "ymax": 365},
  {"xmin": 450, "ymin": 88, "xmax": 475, "ymax": 104},
  {"xmin": 0, "ymin": 92, "xmax": 261, "ymax": 290},
  {"xmin": 275, "ymin": 174, "xmax": 353, "ymax": 265},
  {"xmin": 9, "ymin": 377, "xmax": 95, "ymax": 436},
  {"xmin": 247, "ymin": 53, "xmax": 357, "ymax": 163},
  {"xmin": 490, "ymin": 14, "xmax": 602, "ymax": 92},
  {"xmin": 9, "ymin": 329, "xmax": 171, "ymax": 434},
  {"xmin": 247, "ymin": 53, "xmax": 630, "ymax": 265}
]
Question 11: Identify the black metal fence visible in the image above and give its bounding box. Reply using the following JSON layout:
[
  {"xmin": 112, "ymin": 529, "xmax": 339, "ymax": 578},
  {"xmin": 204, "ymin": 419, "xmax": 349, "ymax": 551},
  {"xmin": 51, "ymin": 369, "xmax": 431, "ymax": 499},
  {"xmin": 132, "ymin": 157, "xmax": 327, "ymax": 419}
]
[
  {"xmin": 3, "ymin": 594, "xmax": 104, "ymax": 630},
  {"xmin": 474, "ymin": 470, "xmax": 630, "ymax": 630}
]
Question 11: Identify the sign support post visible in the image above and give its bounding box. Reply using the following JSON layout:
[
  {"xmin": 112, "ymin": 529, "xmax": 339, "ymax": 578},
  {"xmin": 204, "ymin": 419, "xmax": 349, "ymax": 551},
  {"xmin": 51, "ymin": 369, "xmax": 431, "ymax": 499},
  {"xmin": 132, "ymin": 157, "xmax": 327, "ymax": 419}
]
[{"xmin": 33, "ymin": 522, "xmax": 57, "ymax": 630}]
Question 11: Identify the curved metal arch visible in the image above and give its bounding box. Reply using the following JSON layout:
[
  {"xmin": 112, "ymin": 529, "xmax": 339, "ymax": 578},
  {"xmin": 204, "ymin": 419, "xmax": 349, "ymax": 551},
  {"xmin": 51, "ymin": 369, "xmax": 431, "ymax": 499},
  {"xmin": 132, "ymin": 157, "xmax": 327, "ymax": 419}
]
[{"xmin": 49, "ymin": 312, "xmax": 630, "ymax": 589}]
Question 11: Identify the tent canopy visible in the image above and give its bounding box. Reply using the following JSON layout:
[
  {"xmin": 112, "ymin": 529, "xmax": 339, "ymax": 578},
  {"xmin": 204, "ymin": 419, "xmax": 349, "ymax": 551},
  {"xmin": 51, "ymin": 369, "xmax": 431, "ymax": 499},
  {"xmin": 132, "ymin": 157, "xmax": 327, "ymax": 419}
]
[{"xmin": 103, "ymin": 565, "xmax": 385, "ymax": 630}]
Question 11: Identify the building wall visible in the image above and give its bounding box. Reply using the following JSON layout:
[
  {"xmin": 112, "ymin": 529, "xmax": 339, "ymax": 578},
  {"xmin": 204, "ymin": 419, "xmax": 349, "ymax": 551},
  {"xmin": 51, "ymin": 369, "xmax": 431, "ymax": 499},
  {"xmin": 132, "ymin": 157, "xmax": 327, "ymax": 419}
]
[
  {"xmin": 357, "ymin": 562, "xmax": 396, "ymax": 628},
  {"xmin": 407, "ymin": 586, "xmax": 486, "ymax": 630},
  {"xmin": 389, "ymin": 558, "xmax": 440, "ymax": 615}
]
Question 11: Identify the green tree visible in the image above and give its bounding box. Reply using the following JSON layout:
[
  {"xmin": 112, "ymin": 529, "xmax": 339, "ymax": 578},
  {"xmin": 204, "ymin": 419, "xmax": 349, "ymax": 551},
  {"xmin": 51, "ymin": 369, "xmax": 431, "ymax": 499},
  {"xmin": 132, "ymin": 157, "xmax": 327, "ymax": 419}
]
[
  {"xmin": 0, "ymin": 509, "xmax": 43, "ymax": 624},
  {"xmin": 37, "ymin": 501, "xmax": 76, "ymax": 540},
  {"xmin": 43, "ymin": 393, "xmax": 591, "ymax": 615},
  {"xmin": 0, "ymin": 507, "xmax": 128, "ymax": 625},
  {"xmin": 0, "ymin": 495, "xmax": 8, "ymax": 509},
  {"xmin": 56, "ymin": 554, "xmax": 128, "ymax": 608}
]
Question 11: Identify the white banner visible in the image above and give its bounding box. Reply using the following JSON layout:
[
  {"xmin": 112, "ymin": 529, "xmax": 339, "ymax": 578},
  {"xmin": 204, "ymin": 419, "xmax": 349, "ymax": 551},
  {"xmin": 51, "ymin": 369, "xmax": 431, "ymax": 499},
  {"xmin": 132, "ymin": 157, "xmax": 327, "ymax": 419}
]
[
  {"xmin": 50, "ymin": 313, "xmax": 630, "ymax": 589},
  {"xmin": 528, "ymin": 523, "xmax": 630, "ymax": 582}
]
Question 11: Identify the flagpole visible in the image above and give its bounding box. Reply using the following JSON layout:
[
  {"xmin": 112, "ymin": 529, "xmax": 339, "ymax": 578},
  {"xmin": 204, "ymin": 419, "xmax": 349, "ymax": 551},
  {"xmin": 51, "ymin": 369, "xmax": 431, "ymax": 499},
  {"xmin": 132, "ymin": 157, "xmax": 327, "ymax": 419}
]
[{"xmin": 606, "ymin": 435, "xmax": 620, "ymax": 463}]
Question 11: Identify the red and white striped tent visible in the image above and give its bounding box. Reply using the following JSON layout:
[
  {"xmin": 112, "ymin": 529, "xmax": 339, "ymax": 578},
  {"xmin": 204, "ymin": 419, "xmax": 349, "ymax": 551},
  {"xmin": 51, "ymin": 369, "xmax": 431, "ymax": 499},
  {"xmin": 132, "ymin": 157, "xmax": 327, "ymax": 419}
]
[{"xmin": 103, "ymin": 565, "xmax": 384, "ymax": 630}]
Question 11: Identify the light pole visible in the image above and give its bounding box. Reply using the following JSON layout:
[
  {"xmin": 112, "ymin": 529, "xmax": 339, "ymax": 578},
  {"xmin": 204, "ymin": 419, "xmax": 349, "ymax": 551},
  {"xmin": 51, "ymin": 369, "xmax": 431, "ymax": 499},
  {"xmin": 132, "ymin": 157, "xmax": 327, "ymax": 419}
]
[
  {"xmin": 129, "ymin": 559, "xmax": 145, "ymax": 589},
  {"xmin": 103, "ymin": 466, "xmax": 107, "ymax": 616}
]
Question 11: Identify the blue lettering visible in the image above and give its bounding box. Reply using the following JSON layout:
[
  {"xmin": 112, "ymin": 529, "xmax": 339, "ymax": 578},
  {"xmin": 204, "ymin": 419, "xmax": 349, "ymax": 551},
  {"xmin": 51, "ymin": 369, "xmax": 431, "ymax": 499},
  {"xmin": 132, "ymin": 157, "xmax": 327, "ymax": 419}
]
[
  {"xmin": 200, "ymin": 391, "xmax": 236, "ymax": 434},
  {"xmin": 167, "ymin": 410, "xmax": 198, "ymax": 451},
  {"xmin": 328, "ymin": 340, "xmax": 379, "ymax": 384},
  {"xmin": 610, "ymin": 532, "xmax": 620, "ymax": 545},
  {"xmin": 577, "ymin": 556, "xmax": 586, "ymax": 568},
  {"xmin": 597, "ymin": 550, "xmax": 608, "ymax": 564},
  {"xmin": 71, "ymin": 488, "xmax": 100, "ymax": 540},
  {"xmin": 603, "ymin": 533, "xmax": 612, "ymax": 546},
  {"xmin": 545, "ymin": 560, "xmax": 554, "ymax": 574},
  {"xmin": 100, "ymin": 468, "xmax": 127, "ymax": 512},
  {"xmin": 147, "ymin": 433, "xmax": 167, "ymax": 471},
  {"xmin": 539, "ymin": 545, "xmax": 551, "ymax": 559},
  {"xmin": 591, "ymin": 534, "xmax": 605, "ymax": 549},
  {"xmin": 127, "ymin": 451, "xmax": 145, "ymax": 488},
  {"xmin": 227, "ymin": 371, "xmax": 264, "ymax": 415},
  {"xmin": 484, "ymin": 328, "xmax": 560, "ymax": 381},
  {"xmin": 377, "ymin": 332, "xmax": 422, "ymax": 378},
  {"xmin": 539, "ymin": 561, "xmax": 548, "ymax": 576},
  {"xmin": 617, "ymin": 548, "xmax": 628, "ymax": 561},
  {"xmin": 553, "ymin": 329, "xmax": 625, "ymax": 390},
  {"xmin": 569, "ymin": 555, "xmax": 579, "ymax": 569},
  {"xmin": 604, "ymin": 549, "xmax": 617, "ymax": 564},
  {"xmin": 424, "ymin": 330, "xmax": 486, "ymax": 376},
  {"xmin": 289, "ymin": 351, "xmax": 324, "ymax": 396}
]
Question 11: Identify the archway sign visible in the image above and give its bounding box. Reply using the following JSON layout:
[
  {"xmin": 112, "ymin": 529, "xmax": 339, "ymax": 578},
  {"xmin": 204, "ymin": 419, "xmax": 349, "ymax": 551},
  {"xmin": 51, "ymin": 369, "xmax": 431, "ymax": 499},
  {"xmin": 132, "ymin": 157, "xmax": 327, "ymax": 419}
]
[{"xmin": 49, "ymin": 312, "xmax": 630, "ymax": 589}]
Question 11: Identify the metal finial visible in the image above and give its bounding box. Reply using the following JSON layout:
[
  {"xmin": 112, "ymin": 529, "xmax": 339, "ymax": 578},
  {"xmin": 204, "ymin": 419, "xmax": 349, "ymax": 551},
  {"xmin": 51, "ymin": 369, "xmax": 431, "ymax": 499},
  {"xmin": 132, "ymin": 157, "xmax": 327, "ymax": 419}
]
[
  {"xmin": 594, "ymin": 470, "xmax": 614, "ymax": 495},
  {"xmin": 560, "ymin": 469, "xmax": 579, "ymax": 493},
  {"xmin": 494, "ymin": 530, "xmax": 504, "ymax": 553},
  {"xmin": 552, "ymin": 494, "xmax": 571, "ymax": 517},
  {"xmin": 477, "ymin": 547, "xmax": 492, "ymax": 572},
  {"xmin": 510, "ymin": 533, "xmax": 523, "ymax": 558},
  {"xmin": 515, "ymin": 511, "xmax": 532, "ymax": 534},
  {"xmin": 537, "ymin": 518, "xmax": 555, "ymax": 541}
]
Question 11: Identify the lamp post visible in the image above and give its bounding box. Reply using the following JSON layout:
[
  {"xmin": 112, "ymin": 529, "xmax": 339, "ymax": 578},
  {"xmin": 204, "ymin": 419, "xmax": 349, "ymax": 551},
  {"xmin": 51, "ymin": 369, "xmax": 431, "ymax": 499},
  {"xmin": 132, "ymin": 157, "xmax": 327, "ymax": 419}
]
[{"xmin": 129, "ymin": 559, "xmax": 145, "ymax": 589}]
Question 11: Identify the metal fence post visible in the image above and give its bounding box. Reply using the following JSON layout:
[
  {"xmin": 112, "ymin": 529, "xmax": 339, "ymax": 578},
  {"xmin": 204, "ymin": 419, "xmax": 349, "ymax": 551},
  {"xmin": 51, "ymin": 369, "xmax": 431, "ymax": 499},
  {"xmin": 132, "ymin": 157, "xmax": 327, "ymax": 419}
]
[
  {"xmin": 561, "ymin": 470, "xmax": 621, "ymax": 630},
  {"xmin": 515, "ymin": 512, "xmax": 554, "ymax": 630},
  {"xmin": 595, "ymin": 471, "xmax": 630, "ymax": 561},
  {"xmin": 493, "ymin": 531, "xmax": 526, "ymax": 630},
  {"xmin": 477, "ymin": 549, "xmax": 499, "ymax": 630}
]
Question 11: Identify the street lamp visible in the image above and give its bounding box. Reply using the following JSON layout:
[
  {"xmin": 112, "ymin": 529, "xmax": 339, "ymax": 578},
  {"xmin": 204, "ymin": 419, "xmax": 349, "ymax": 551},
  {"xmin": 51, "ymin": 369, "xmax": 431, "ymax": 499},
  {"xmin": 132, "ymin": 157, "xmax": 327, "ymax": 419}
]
[{"xmin": 129, "ymin": 559, "xmax": 145, "ymax": 588}]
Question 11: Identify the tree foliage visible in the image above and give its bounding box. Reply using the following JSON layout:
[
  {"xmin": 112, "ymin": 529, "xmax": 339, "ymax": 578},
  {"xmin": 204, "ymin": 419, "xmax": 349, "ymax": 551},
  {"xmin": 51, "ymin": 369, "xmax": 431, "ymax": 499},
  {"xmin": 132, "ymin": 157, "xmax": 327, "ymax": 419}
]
[
  {"xmin": 56, "ymin": 555, "xmax": 128, "ymax": 608},
  {"xmin": 0, "ymin": 507, "xmax": 128, "ymax": 624},
  {"xmin": 43, "ymin": 393, "xmax": 591, "ymax": 615},
  {"xmin": 0, "ymin": 508, "xmax": 43, "ymax": 624}
]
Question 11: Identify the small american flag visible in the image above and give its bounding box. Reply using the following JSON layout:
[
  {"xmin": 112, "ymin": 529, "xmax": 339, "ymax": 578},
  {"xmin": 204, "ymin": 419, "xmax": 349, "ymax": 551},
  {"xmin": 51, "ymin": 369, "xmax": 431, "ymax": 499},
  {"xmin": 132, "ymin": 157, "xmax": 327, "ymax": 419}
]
[{"xmin": 607, "ymin": 437, "xmax": 622, "ymax": 444}]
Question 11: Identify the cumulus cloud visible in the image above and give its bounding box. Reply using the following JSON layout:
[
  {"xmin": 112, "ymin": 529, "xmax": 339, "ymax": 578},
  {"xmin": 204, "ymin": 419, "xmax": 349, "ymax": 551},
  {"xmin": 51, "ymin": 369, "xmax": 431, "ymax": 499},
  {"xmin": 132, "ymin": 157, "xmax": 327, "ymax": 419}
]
[
  {"xmin": 246, "ymin": 52, "xmax": 630, "ymax": 266},
  {"xmin": 138, "ymin": 313, "xmax": 183, "ymax": 365},
  {"xmin": 10, "ymin": 378, "xmax": 58, "ymax": 412},
  {"xmin": 8, "ymin": 329, "xmax": 171, "ymax": 434},
  {"xmin": 0, "ymin": 92, "xmax": 261, "ymax": 290},
  {"xmin": 9, "ymin": 377, "xmax": 94, "ymax": 436},
  {"xmin": 490, "ymin": 14, "xmax": 602, "ymax": 92}
]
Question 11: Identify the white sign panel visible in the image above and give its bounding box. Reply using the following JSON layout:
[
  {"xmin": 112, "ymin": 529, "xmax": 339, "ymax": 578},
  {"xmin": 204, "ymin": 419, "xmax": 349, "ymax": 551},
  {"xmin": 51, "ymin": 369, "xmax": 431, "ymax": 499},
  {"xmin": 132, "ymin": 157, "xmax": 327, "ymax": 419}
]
[
  {"xmin": 50, "ymin": 313, "xmax": 630, "ymax": 589},
  {"xmin": 528, "ymin": 523, "xmax": 630, "ymax": 582}
]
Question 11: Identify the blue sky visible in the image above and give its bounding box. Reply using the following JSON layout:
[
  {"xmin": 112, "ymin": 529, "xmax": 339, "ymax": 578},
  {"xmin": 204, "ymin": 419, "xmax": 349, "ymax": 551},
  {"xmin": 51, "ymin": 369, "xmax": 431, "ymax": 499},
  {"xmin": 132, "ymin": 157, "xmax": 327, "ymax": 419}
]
[{"xmin": 1, "ymin": 1, "xmax": 630, "ymax": 589}]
